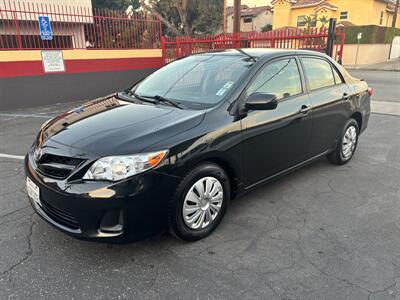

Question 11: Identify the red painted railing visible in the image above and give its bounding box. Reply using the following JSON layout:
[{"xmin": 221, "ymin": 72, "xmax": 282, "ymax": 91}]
[
  {"xmin": 1, "ymin": 1, "xmax": 345, "ymax": 65},
  {"xmin": 162, "ymin": 28, "xmax": 345, "ymax": 64},
  {"xmin": 0, "ymin": 1, "xmax": 162, "ymax": 50}
]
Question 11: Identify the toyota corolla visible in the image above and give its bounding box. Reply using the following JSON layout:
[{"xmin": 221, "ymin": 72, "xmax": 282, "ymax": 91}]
[{"xmin": 25, "ymin": 49, "xmax": 371, "ymax": 242}]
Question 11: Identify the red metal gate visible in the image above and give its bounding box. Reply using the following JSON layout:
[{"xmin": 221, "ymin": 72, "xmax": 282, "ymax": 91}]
[{"xmin": 162, "ymin": 27, "xmax": 345, "ymax": 65}]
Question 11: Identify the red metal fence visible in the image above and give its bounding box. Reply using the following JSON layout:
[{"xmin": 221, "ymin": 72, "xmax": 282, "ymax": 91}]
[
  {"xmin": 1, "ymin": 1, "xmax": 345, "ymax": 64},
  {"xmin": 162, "ymin": 27, "xmax": 345, "ymax": 64},
  {"xmin": 0, "ymin": 1, "xmax": 162, "ymax": 50}
]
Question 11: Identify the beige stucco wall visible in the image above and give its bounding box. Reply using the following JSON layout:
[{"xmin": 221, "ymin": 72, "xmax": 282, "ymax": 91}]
[
  {"xmin": 272, "ymin": 0, "xmax": 400, "ymax": 29},
  {"xmin": 390, "ymin": 37, "xmax": 400, "ymax": 59},
  {"xmin": 342, "ymin": 43, "xmax": 391, "ymax": 65}
]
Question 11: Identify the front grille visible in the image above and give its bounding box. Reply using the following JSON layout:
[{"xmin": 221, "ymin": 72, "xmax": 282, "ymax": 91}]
[
  {"xmin": 40, "ymin": 199, "xmax": 80, "ymax": 230},
  {"xmin": 36, "ymin": 153, "xmax": 85, "ymax": 179}
]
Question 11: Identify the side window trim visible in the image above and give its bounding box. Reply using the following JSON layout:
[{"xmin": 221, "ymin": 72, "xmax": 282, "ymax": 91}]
[
  {"xmin": 244, "ymin": 56, "xmax": 304, "ymax": 103},
  {"xmin": 295, "ymin": 55, "xmax": 307, "ymax": 95},
  {"xmin": 331, "ymin": 64, "xmax": 345, "ymax": 85}
]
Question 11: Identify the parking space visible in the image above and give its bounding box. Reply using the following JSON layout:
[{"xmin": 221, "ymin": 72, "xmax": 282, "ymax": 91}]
[{"xmin": 0, "ymin": 70, "xmax": 399, "ymax": 299}]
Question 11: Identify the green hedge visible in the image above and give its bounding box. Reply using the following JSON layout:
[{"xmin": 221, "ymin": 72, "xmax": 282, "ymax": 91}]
[{"xmin": 342, "ymin": 25, "xmax": 400, "ymax": 44}]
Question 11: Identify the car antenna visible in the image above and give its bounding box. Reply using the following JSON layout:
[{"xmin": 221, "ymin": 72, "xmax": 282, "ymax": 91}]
[{"xmin": 236, "ymin": 49, "xmax": 257, "ymax": 62}]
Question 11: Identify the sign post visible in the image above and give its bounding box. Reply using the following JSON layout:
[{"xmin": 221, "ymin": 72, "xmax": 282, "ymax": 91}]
[
  {"xmin": 38, "ymin": 16, "xmax": 53, "ymax": 41},
  {"xmin": 355, "ymin": 32, "xmax": 362, "ymax": 69}
]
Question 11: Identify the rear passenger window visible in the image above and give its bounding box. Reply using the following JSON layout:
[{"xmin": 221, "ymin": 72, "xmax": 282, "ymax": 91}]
[{"xmin": 302, "ymin": 57, "xmax": 335, "ymax": 90}]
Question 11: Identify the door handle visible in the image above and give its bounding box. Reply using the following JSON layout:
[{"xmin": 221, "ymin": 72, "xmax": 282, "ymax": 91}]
[{"xmin": 299, "ymin": 105, "xmax": 312, "ymax": 114}]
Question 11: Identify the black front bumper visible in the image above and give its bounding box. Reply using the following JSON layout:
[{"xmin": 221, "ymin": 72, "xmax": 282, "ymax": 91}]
[{"xmin": 25, "ymin": 153, "xmax": 180, "ymax": 243}]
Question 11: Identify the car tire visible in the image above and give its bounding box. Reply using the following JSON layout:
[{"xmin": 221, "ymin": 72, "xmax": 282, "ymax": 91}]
[
  {"xmin": 168, "ymin": 163, "xmax": 230, "ymax": 242},
  {"xmin": 327, "ymin": 118, "xmax": 359, "ymax": 165}
]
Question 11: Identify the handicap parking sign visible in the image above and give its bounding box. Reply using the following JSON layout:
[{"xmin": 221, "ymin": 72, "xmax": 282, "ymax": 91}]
[{"xmin": 38, "ymin": 16, "xmax": 53, "ymax": 41}]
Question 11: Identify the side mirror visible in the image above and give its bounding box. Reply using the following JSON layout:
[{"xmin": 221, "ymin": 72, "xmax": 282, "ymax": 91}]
[{"xmin": 245, "ymin": 93, "xmax": 278, "ymax": 111}]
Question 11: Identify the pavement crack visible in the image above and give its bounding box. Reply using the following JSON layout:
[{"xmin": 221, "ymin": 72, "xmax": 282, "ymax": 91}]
[
  {"xmin": 142, "ymin": 263, "xmax": 162, "ymax": 299},
  {"xmin": 0, "ymin": 205, "xmax": 30, "ymax": 220},
  {"xmin": 293, "ymin": 217, "xmax": 371, "ymax": 294},
  {"xmin": 0, "ymin": 212, "xmax": 34, "ymax": 227},
  {"xmin": 1, "ymin": 218, "xmax": 35, "ymax": 277},
  {"xmin": 368, "ymin": 280, "xmax": 397, "ymax": 300}
]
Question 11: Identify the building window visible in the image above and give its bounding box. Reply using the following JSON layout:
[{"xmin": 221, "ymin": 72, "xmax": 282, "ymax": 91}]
[
  {"xmin": 380, "ymin": 11, "xmax": 384, "ymax": 25},
  {"xmin": 297, "ymin": 15, "xmax": 306, "ymax": 27},
  {"xmin": 243, "ymin": 17, "xmax": 252, "ymax": 23},
  {"xmin": 340, "ymin": 11, "xmax": 348, "ymax": 20},
  {"xmin": 310, "ymin": 15, "xmax": 317, "ymax": 27}
]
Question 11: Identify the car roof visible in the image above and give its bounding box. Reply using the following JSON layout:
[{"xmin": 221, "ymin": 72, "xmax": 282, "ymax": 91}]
[{"xmin": 195, "ymin": 48, "xmax": 328, "ymax": 60}]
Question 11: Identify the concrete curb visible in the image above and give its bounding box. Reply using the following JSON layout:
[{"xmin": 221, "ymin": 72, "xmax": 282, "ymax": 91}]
[
  {"xmin": 345, "ymin": 67, "xmax": 400, "ymax": 72},
  {"xmin": 344, "ymin": 59, "xmax": 400, "ymax": 72}
]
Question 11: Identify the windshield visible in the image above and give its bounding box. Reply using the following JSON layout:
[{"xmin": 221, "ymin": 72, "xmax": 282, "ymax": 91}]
[{"xmin": 133, "ymin": 54, "xmax": 255, "ymax": 109}]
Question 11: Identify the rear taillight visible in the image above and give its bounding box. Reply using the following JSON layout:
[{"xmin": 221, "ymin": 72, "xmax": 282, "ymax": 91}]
[{"xmin": 367, "ymin": 87, "xmax": 373, "ymax": 96}]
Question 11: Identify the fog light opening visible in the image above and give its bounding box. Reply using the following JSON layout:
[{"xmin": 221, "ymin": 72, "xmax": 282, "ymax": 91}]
[{"xmin": 100, "ymin": 210, "xmax": 124, "ymax": 234}]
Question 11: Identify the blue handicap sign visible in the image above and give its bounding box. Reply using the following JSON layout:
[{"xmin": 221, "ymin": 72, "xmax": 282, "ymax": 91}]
[{"xmin": 38, "ymin": 16, "xmax": 53, "ymax": 41}]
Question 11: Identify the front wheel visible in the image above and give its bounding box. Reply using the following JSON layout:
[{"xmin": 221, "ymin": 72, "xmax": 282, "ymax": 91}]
[
  {"xmin": 168, "ymin": 163, "xmax": 230, "ymax": 241},
  {"xmin": 327, "ymin": 118, "xmax": 359, "ymax": 165}
]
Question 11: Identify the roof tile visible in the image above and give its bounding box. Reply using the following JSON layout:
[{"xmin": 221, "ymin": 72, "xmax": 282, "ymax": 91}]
[{"xmin": 291, "ymin": 0, "xmax": 325, "ymax": 8}]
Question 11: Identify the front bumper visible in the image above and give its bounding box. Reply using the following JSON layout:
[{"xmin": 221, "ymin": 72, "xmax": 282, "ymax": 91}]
[{"xmin": 25, "ymin": 152, "xmax": 180, "ymax": 243}]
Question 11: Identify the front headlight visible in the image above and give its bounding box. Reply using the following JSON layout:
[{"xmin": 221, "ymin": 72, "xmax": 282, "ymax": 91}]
[{"xmin": 83, "ymin": 150, "xmax": 168, "ymax": 181}]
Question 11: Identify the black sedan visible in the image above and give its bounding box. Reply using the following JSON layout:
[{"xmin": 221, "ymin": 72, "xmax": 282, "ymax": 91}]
[{"xmin": 25, "ymin": 49, "xmax": 371, "ymax": 242}]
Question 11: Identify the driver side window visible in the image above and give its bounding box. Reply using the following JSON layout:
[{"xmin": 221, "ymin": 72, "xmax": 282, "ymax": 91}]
[{"xmin": 247, "ymin": 58, "xmax": 302, "ymax": 101}]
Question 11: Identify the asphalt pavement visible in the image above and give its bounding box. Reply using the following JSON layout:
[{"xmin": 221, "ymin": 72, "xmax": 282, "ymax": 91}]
[
  {"xmin": 0, "ymin": 70, "xmax": 399, "ymax": 299},
  {"xmin": 349, "ymin": 70, "xmax": 400, "ymax": 103}
]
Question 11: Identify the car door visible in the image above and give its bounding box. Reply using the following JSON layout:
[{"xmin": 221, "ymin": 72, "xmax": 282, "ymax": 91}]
[
  {"xmin": 240, "ymin": 56, "xmax": 313, "ymax": 188},
  {"xmin": 299, "ymin": 56, "xmax": 352, "ymax": 157}
]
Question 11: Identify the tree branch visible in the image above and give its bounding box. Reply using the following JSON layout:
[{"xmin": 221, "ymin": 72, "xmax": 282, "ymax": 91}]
[
  {"xmin": 174, "ymin": 0, "xmax": 190, "ymax": 35},
  {"xmin": 140, "ymin": 0, "xmax": 180, "ymax": 35}
]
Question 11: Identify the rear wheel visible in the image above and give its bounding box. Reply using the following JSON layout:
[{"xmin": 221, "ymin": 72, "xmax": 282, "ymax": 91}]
[
  {"xmin": 168, "ymin": 163, "xmax": 230, "ymax": 241},
  {"xmin": 327, "ymin": 118, "xmax": 359, "ymax": 165}
]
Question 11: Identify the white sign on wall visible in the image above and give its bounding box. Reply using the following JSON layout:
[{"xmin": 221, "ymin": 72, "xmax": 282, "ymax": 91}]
[{"xmin": 41, "ymin": 50, "xmax": 65, "ymax": 73}]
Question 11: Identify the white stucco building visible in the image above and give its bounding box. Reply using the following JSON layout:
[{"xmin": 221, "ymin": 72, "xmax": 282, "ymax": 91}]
[
  {"xmin": 226, "ymin": 5, "xmax": 273, "ymax": 33},
  {"xmin": 0, "ymin": 0, "xmax": 93, "ymax": 49}
]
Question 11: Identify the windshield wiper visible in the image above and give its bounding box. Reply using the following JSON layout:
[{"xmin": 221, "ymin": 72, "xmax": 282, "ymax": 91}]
[
  {"xmin": 137, "ymin": 94, "xmax": 184, "ymax": 109},
  {"xmin": 116, "ymin": 91, "xmax": 144, "ymax": 104},
  {"xmin": 130, "ymin": 91, "xmax": 158, "ymax": 104}
]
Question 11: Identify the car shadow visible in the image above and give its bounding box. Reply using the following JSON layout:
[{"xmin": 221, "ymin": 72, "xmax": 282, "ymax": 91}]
[{"xmin": 33, "ymin": 156, "xmax": 337, "ymax": 264}]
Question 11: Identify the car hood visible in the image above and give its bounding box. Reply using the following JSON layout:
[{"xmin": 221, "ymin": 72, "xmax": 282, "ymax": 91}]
[{"xmin": 36, "ymin": 95, "xmax": 205, "ymax": 157}]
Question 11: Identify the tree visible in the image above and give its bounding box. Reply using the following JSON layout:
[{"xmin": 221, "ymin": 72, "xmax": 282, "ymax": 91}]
[
  {"xmin": 92, "ymin": 0, "xmax": 139, "ymax": 10},
  {"xmin": 140, "ymin": 0, "xmax": 223, "ymax": 36},
  {"xmin": 304, "ymin": 15, "xmax": 317, "ymax": 28},
  {"xmin": 140, "ymin": 0, "xmax": 181, "ymax": 35},
  {"xmin": 189, "ymin": 0, "xmax": 224, "ymax": 34},
  {"xmin": 318, "ymin": 15, "xmax": 328, "ymax": 27},
  {"xmin": 393, "ymin": 0, "xmax": 399, "ymax": 28}
]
